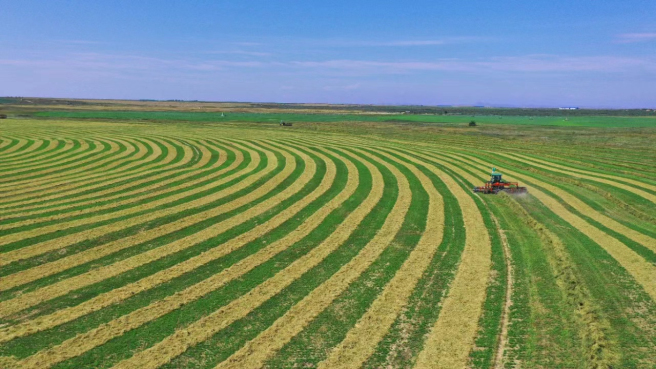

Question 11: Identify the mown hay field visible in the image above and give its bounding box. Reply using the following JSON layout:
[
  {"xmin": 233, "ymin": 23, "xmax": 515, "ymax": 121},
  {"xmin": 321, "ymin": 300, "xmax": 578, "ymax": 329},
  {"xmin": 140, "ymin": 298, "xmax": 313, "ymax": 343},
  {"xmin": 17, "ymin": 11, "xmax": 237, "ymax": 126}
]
[{"xmin": 0, "ymin": 115, "xmax": 655, "ymax": 369}]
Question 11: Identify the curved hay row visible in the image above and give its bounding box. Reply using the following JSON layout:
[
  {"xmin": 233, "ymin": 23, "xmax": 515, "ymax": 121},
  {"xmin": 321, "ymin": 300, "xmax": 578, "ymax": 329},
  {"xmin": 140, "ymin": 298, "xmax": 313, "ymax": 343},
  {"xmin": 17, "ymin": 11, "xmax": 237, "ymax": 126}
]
[
  {"xmin": 0, "ymin": 138, "xmax": 41, "ymax": 159},
  {"xmin": 0, "ymin": 139, "xmax": 59, "ymax": 169},
  {"xmin": 314, "ymin": 146, "xmax": 445, "ymax": 369},
  {"xmin": 0, "ymin": 139, "xmax": 214, "ymax": 234},
  {"xmin": 0, "ymin": 145, "xmax": 353, "ymax": 345},
  {"xmin": 0, "ymin": 141, "xmax": 260, "ymax": 268},
  {"xmin": 0, "ymin": 137, "xmax": 33, "ymax": 153},
  {"xmin": 0, "ymin": 136, "xmax": 167, "ymax": 200},
  {"xmin": 0, "ymin": 138, "xmax": 94, "ymax": 172},
  {"xmin": 0, "ymin": 138, "xmax": 218, "ymax": 224},
  {"xmin": 0, "ymin": 135, "xmax": 167, "ymax": 195},
  {"xmin": 0, "ymin": 139, "xmax": 91, "ymax": 175},
  {"xmin": 0, "ymin": 136, "xmax": 23, "ymax": 152},
  {"xmin": 504, "ymin": 152, "xmax": 656, "ymax": 192},
  {"xmin": 0, "ymin": 143, "xmax": 281, "ymax": 306},
  {"xmin": 440, "ymin": 151, "xmax": 656, "ymax": 254},
  {"xmin": 0, "ymin": 138, "xmax": 100, "ymax": 182},
  {"xmin": 0, "ymin": 136, "xmax": 171, "ymax": 207},
  {"xmin": 0, "ymin": 136, "xmax": 138, "ymax": 182},
  {"xmin": 12, "ymin": 143, "xmax": 325, "ymax": 369},
  {"xmin": 0, "ymin": 137, "xmax": 95, "ymax": 177},
  {"xmin": 0, "ymin": 142, "xmax": 315, "ymax": 321},
  {"xmin": 0, "ymin": 138, "xmax": 134, "ymax": 193},
  {"xmin": 212, "ymin": 146, "xmax": 410, "ymax": 369},
  {"xmin": 344, "ymin": 149, "xmax": 492, "ymax": 369},
  {"xmin": 187, "ymin": 139, "xmax": 215, "ymax": 169},
  {"xmin": 495, "ymin": 152, "xmax": 656, "ymax": 204},
  {"xmin": 422, "ymin": 149, "xmax": 656, "ymax": 302},
  {"xmin": 0, "ymin": 138, "xmax": 223, "ymax": 219},
  {"xmin": 0, "ymin": 139, "xmax": 217, "ymax": 223}
]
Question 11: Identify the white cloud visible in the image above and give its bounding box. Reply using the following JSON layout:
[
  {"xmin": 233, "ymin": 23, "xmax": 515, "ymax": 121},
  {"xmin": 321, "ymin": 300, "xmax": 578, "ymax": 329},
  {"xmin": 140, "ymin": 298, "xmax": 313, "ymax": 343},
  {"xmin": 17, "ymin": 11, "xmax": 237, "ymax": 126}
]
[
  {"xmin": 615, "ymin": 33, "xmax": 656, "ymax": 43},
  {"xmin": 205, "ymin": 50, "xmax": 272, "ymax": 57},
  {"xmin": 289, "ymin": 55, "xmax": 656, "ymax": 74},
  {"xmin": 327, "ymin": 36, "xmax": 486, "ymax": 47},
  {"xmin": 323, "ymin": 83, "xmax": 362, "ymax": 91},
  {"xmin": 2, "ymin": 53, "xmax": 654, "ymax": 81}
]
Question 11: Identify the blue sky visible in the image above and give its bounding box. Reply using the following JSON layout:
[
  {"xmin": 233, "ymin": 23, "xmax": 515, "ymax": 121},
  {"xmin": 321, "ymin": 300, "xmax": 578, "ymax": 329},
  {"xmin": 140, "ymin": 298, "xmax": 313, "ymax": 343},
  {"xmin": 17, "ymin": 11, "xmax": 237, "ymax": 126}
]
[{"xmin": 1, "ymin": 1, "xmax": 655, "ymax": 108}]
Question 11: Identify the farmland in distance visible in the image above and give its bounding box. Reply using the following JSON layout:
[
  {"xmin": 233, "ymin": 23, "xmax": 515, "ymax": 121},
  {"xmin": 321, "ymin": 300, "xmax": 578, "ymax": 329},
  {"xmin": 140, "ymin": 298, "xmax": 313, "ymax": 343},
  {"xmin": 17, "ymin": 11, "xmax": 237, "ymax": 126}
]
[{"xmin": 0, "ymin": 99, "xmax": 655, "ymax": 369}]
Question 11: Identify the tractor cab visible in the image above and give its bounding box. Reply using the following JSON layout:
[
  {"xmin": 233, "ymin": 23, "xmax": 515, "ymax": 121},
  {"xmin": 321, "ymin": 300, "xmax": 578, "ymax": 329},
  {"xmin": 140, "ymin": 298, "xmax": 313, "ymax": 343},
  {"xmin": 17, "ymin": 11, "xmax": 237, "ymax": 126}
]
[
  {"xmin": 490, "ymin": 168, "xmax": 503, "ymax": 184},
  {"xmin": 473, "ymin": 167, "xmax": 527, "ymax": 194}
]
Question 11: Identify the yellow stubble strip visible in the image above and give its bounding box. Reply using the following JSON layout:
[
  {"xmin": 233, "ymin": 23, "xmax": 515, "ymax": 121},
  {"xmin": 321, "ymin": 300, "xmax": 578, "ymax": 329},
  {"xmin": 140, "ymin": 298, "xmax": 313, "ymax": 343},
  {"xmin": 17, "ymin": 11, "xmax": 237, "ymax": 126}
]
[
  {"xmin": 213, "ymin": 146, "xmax": 410, "ymax": 369},
  {"xmin": 315, "ymin": 147, "xmax": 445, "ymax": 369}
]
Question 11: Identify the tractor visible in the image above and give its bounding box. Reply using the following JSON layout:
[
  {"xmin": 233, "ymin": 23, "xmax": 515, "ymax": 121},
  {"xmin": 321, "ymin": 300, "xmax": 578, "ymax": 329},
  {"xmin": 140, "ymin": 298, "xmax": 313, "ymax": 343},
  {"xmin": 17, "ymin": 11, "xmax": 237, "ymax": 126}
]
[{"xmin": 473, "ymin": 168, "xmax": 527, "ymax": 194}]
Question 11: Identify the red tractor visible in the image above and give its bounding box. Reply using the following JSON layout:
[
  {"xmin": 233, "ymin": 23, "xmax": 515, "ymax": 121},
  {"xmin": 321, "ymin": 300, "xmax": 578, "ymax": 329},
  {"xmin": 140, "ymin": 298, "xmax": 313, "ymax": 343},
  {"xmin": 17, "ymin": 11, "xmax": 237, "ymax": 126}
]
[{"xmin": 473, "ymin": 168, "xmax": 527, "ymax": 194}]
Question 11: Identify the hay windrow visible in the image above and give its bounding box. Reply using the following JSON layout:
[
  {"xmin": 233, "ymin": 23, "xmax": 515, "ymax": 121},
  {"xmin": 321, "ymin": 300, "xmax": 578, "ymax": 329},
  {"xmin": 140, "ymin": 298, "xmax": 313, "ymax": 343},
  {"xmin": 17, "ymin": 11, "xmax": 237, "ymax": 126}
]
[
  {"xmin": 0, "ymin": 355, "xmax": 20, "ymax": 369},
  {"xmin": 0, "ymin": 137, "xmax": 25, "ymax": 152},
  {"xmin": 0, "ymin": 138, "xmax": 97, "ymax": 181},
  {"xmin": 433, "ymin": 150, "xmax": 656, "ymax": 253},
  {"xmin": 0, "ymin": 139, "xmax": 215, "ymax": 236},
  {"xmin": 0, "ymin": 138, "xmax": 127, "ymax": 197},
  {"xmin": 7, "ymin": 135, "xmax": 146, "ymax": 187},
  {"xmin": 0, "ymin": 144, "xmax": 342, "ymax": 343},
  {"xmin": 0, "ymin": 142, "xmax": 261, "ymax": 270},
  {"xmin": 405, "ymin": 153, "xmax": 491, "ymax": 369},
  {"xmin": 0, "ymin": 137, "xmax": 175, "ymax": 206},
  {"xmin": 213, "ymin": 146, "xmax": 409, "ymax": 369},
  {"xmin": 12, "ymin": 143, "xmax": 326, "ymax": 369},
  {"xmin": 0, "ymin": 138, "xmax": 38, "ymax": 159},
  {"xmin": 0, "ymin": 137, "xmax": 84, "ymax": 173},
  {"xmin": 0, "ymin": 139, "xmax": 53, "ymax": 167},
  {"xmin": 0, "ymin": 143, "xmax": 284, "ymax": 315},
  {"xmin": 1, "ymin": 139, "xmax": 227, "ymax": 222},
  {"xmin": 434, "ymin": 148, "xmax": 656, "ymax": 302},
  {"xmin": 0, "ymin": 138, "xmax": 74, "ymax": 170},
  {"xmin": 505, "ymin": 152, "xmax": 656, "ymax": 193},
  {"xmin": 0, "ymin": 140, "xmax": 224, "ymax": 226},
  {"xmin": 13, "ymin": 146, "xmax": 324, "ymax": 369},
  {"xmin": 524, "ymin": 165, "xmax": 656, "ymax": 224},
  {"xmin": 2, "ymin": 136, "xmax": 130, "ymax": 185},
  {"xmin": 315, "ymin": 147, "xmax": 444, "ymax": 369},
  {"xmin": 0, "ymin": 117, "xmax": 653, "ymax": 369},
  {"xmin": 499, "ymin": 192, "xmax": 618, "ymax": 368}
]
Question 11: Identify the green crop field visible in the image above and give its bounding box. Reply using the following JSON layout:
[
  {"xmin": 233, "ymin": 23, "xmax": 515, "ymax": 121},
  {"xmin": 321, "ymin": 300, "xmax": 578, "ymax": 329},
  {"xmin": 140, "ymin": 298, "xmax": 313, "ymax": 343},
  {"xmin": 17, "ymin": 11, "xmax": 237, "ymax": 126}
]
[
  {"xmin": 0, "ymin": 101, "xmax": 655, "ymax": 369},
  {"xmin": 33, "ymin": 110, "xmax": 656, "ymax": 127}
]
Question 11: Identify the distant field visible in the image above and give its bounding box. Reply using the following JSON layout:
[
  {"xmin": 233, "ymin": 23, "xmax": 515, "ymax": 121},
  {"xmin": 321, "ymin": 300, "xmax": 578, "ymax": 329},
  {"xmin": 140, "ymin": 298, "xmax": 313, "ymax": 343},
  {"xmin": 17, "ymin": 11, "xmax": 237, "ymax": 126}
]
[
  {"xmin": 34, "ymin": 110, "xmax": 656, "ymax": 127},
  {"xmin": 1, "ymin": 107, "xmax": 655, "ymax": 368}
]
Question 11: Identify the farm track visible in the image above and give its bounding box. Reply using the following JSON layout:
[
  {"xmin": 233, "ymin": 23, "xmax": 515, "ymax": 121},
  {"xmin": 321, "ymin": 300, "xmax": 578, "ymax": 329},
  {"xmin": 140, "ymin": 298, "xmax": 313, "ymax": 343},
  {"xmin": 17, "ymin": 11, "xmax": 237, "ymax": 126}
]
[{"xmin": 0, "ymin": 122, "xmax": 654, "ymax": 369}]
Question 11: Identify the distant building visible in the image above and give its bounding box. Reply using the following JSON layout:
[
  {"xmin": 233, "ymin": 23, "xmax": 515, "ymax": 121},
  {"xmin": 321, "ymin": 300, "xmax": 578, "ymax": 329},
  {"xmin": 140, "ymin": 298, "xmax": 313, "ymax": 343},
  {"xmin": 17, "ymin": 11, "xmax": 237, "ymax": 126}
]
[{"xmin": 559, "ymin": 107, "xmax": 579, "ymax": 110}]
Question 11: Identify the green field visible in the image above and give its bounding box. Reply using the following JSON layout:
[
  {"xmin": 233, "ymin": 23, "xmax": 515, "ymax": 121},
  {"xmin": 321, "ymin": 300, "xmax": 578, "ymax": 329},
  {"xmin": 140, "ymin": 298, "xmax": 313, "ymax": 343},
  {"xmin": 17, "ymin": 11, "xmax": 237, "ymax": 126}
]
[
  {"xmin": 0, "ymin": 100, "xmax": 655, "ymax": 369},
  {"xmin": 33, "ymin": 110, "xmax": 656, "ymax": 127}
]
